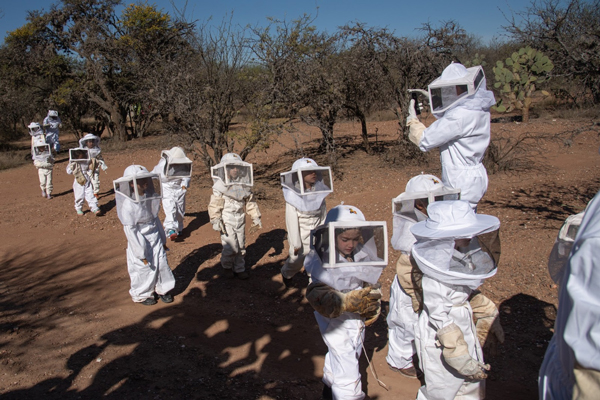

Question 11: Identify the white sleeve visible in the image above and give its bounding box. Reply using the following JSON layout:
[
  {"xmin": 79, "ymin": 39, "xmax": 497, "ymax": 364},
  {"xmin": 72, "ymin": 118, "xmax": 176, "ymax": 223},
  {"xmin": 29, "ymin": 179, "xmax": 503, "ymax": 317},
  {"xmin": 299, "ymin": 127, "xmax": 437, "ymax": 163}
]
[
  {"xmin": 420, "ymin": 113, "xmax": 465, "ymax": 152},
  {"xmin": 182, "ymin": 177, "xmax": 191, "ymax": 188},
  {"xmin": 285, "ymin": 203, "xmax": 302, "ymax": 250},
  {"xmin": 422, "ymin": 275, "xmax": 455, "ymax": 331},
  {"xmin": 123, "ymin": 225, "xmax": 149, "ymax": 260},
  {"xmin": 151, "ymin": 158, "xmax": 165, "ymax": 177}
]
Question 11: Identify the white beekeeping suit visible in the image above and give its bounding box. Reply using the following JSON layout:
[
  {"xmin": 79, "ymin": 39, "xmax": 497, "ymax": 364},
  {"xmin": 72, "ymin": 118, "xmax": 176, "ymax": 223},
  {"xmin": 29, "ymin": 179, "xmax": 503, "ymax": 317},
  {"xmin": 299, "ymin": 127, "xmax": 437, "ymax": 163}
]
[
  {"xmin": 208, "ymin": 153, "xmax": 261, "ymax": 279},
  {"xmin": 43, "ymin": 110, "xmax": 62, "ymax": 153},
  {"xmin": 152, "ymin": 147, "xmax": 192, "ymax": 240},
  {"xmin": 304, "ymin": 205, "xmax": 387, "ymax": 400},
  {"xmin": 387, "ymin": 174, "xmax": 460, "ymax": 378},
  {"xmin": 406, "ymin": 63, "xmax": 496, "ymax": 210},
  {"xmin": 114, "ymin": 165, "xmax": 176, "ymax": 305},
  {"xmin": 411, "ymin": 200, "xmax": 501, "ymax": 400},
  {"xmin": 31, "ymin": 135, "xmax": 54, "ymax": 199},
  {"xmin": 280, "ymin": 157, "xmax": 333, "ymax": 286},
  {"xmin": 79, "ymin": 133, "xmax": 107, "ymax": 198},
  {"xmin": 539, "ymin": 190, "xmax": 600, "ymax": 400},
  {"xmin": 66, "ymin": 148, "xmax": 99, "ymax": 215}
]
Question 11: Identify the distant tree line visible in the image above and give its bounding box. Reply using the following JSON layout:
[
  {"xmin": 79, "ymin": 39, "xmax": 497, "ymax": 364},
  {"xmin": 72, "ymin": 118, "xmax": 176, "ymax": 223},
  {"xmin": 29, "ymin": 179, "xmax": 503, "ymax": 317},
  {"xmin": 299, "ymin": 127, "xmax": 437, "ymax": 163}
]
[{"xmin": 1, "ymin": 0, "xmax": 598, "ymax": 170}]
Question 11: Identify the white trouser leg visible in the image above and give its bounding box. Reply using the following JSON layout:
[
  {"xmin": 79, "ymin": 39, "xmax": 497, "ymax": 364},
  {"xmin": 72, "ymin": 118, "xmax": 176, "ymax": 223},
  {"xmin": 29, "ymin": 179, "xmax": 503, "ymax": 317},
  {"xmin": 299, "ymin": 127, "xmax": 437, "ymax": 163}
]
[
  {"xmin": 73, "ymin": 181, "xmax": 85, "ymax": 211},
  {"xmin": 315, "ymin": 312, "xmax": 366, "ymax": 400},
  {"xmin": 386, "ymin": 276, "xmax": 418, "ymax": 369},
  {"xmin": 91, "ymin": 171, "xmax": 100, "ymax": 194},
  {"xmin": 221, "ymin": 223, "xmax": 246, "ymax": 272},
  {"xmin": 126, "ymin": 235, "xmax": 175, "ymax": 301}
]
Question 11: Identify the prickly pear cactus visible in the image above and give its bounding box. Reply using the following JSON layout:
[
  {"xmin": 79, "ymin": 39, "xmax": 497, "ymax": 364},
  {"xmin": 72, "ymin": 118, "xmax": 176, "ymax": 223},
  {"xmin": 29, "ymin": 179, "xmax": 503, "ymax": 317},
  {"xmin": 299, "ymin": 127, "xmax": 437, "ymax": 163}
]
[{"xmin": 492, "ymin": 46, "xmax": 553, "ymax": 122}]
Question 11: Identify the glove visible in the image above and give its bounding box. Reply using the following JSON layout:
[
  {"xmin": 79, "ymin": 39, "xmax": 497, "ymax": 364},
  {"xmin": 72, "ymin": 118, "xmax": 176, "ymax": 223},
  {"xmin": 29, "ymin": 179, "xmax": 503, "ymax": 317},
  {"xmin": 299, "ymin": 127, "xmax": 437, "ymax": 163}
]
[
  {"xmin": 470, "ymin": 293, "xmax": 505, "ymax": 356},
  {"xmin": 249, "ymin": 218, "xmax": 262, "ymax": 233},
  {"xmin": 342, "ymin": 285, "xmax": 381, "ymax": 316},
  {"xmin": 100, "ymin": 160, "xmax": 108, "ymax": 171},
  {"xmin": 407, "ymin": 99, "xmax": 418, "ymax": 123},
  {"xmin": 437, "ymin": 323, "xmax": 490, "ymax": 380},
  {"xmin": 362, "ymin": 286, "xmax": 382, "ymax": 326},
  {"xmin": 407, "ymin": 118, "xmax": 426, "ymax": 146},
  {"xmin": 212, "ymin": 219, "xmax": 225, "ymax": 233},
  {"xmin": 408, "ymin": 88, "xmax": 429, "ymax": 98}
]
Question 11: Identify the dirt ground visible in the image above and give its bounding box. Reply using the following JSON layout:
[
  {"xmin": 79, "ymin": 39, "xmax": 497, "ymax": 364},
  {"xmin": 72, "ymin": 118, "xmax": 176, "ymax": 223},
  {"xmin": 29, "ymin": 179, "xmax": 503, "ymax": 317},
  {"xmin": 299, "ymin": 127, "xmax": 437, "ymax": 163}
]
[{"xmin": 1, "ymin": 115, "xmax": 599, "ymax": 400}]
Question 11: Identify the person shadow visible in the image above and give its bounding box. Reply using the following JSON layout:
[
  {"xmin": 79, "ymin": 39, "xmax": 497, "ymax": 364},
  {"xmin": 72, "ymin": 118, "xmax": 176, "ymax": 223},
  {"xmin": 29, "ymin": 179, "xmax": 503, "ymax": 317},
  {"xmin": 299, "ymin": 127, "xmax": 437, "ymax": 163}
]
[
  {"xmin": 485, "ymin": 293, "xmax": 556, "ymax": 400},
  {"xmin": 175, "ymin": 211, "xmax": 210, "ymax": 241}
]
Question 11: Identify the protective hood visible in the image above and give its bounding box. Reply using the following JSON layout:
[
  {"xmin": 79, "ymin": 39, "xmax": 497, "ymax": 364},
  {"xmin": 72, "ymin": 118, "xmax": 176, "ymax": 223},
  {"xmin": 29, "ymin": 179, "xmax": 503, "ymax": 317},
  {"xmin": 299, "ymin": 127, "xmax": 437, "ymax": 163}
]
[
  {"xmin": 28, "ymin": 122, "xmax": 43, "ymax": 136},
  {"xmin": 305, "ymin": 205, "xmax": 388, "ymax": 291},
  {"xmin": 391, "ymin": 174, "xmax": 460, "ymax": 253},
  {"xmin": 211, "ymin": 153, "xmax": 253, "ymax": 200},
  {"xmin": 69, "ymin": 148, "xmax": 90, "ymax": 163},
  {"xmin": 79, "ymin": 133, "xmax": 100, "ymax": 149},
  {"xmin": 114, "ymin": 165, "xmax": 162, "ymax": 226},
  {"xmin": 31, "ymin": 136, "xmax": 52, "ymax": 161},
  {"xmin": 161, "ymin": 147, "xmax": 192, "ymax": 179},
  {"xmin": 429, "ymin": 63, "xmax": 496, "ymax": 118},
  {"xmin": 281, "ymin": 157, "xmax": 333, "ymax": 212}
]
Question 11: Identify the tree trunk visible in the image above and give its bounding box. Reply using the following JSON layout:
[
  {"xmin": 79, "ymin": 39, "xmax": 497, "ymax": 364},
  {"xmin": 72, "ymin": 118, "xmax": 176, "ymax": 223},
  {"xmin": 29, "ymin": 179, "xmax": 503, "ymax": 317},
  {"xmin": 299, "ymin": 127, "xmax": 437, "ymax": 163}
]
[{"xmin": 357, "ymin": 110, "xmax": 372, "ymax": 154}]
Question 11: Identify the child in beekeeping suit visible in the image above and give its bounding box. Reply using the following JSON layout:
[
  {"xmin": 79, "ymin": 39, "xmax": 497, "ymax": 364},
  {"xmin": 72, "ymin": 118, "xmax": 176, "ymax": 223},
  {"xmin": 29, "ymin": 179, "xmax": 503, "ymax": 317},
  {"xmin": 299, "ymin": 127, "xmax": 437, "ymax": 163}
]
[
  {"xmin": 31, "ymin": 134, "xmax": 54, "ymax": 199},
  {"xmin": 279, "ymin": 157, "xmax": 333, "ymax": 287},
  {"xmin": 113, "ymin": 165, "xmax": 175, "ymax": 305},
  {"xmin": 152, "ymin": 147, "xmax": 192, "ymax": 241},
  {"xmin": 208, "ymin": 153, "xmax": 261, "ymax": 280},
  {"xmin": 66, "ymin": 147, "xmax": 100, "ymax": 216},
  {"xmin": 304, "ymin": 204, "xmax": 387, "ymax": 400},
  {"xmin": 43, "ymin": 110, "xmax": 62, "ymax": 153},
  {"xmin": 28, "ymin": 122, "xmax": 44, "ymax": 139},
  {"xmin": 79, "ymin": 133, "xmax": 108, "ymax": 199},
  {"xmin": 411, "ymin": 200, "xmax": 501, "ymax": 400}
]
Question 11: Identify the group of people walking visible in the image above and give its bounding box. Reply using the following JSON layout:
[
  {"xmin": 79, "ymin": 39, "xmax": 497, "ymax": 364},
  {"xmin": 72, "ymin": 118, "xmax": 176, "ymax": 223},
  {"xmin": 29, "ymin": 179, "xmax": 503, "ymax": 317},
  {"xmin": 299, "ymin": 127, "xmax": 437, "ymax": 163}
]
[{"xmin": 29, "ymin": 61, "xmax": 599, "ymax": 400}]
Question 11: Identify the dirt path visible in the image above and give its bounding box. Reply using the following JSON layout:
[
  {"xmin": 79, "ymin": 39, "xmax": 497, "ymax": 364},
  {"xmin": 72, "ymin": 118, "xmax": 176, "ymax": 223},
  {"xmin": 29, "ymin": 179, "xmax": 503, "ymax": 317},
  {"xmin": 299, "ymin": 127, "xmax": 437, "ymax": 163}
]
[{"xmin": 0, "ymin": 117, "xmax": 598, "ymax": 399}]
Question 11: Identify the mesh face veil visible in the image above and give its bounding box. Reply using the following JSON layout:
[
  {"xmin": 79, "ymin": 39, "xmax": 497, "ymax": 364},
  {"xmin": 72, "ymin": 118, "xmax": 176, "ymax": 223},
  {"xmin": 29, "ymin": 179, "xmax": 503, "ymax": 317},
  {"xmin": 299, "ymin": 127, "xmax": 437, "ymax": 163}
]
[
  {"xmin": 31, "ymin": 136, "xmax": 51, "ymax": 161},
  {"xmin": 411, "ymin": 200, "xmax": 501, "ymax": 289},
  {"xmin": 69, "ymin": 148, "xmax": 90, "ymax": 162},
  {"xmin": 161, "ymin": 147, "xmax": 192, "ymax": 179},
  {"xmin": 428, "ymin": 64, "xmax": 485, "ymax": 115},
  {"xmin": 113, "ymin": 165, "xmax": 163, "ymax": 226},
  {"xmin": 280, "ymin": 158, "xmax": 333, "ymax": 196},
  {"xmin": 28, "ymin": 122, "xmax": 42, "ymax": 136},
  {"xmin": 305, "ymin": 205, "xmax": 388, "ymax": 291},
  {"xmin": 211, "ymin": 154, "xmax": 253, "ymax": 187}
]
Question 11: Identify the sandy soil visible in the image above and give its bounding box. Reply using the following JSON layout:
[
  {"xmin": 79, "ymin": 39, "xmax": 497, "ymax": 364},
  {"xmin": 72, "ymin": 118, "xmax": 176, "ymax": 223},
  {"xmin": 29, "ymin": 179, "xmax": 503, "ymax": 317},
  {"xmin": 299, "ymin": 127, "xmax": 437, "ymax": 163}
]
[{"xmin": 0, "ymin": 115, "xmax": 599, "ymax": 400}]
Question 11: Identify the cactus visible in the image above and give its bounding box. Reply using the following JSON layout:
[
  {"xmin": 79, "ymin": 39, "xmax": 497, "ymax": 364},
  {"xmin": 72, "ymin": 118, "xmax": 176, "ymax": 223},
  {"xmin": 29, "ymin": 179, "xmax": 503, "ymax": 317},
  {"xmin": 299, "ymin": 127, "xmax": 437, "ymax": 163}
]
[{"xmin": 492, "ymin": 46, "xmax": 553, "ymax": 122}]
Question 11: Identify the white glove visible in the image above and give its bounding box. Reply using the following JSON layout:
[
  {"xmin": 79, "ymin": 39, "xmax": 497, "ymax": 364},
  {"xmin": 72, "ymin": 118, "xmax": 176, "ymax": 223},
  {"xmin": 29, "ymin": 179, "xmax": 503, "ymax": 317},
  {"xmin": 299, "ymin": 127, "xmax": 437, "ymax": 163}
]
[
  {"xmin": 211, "ymin": 219, "xmax": 224, "ymax": 232},
  {"xmin": 252, "ymin": 218, "xmax": 262, "ymax": 229},
  {"xmin": 437, "ymin": 323, "xmax": 490, "ymax": 380},
  {"xmin": 408, "ymin": 89, "xmax": 428, "ymax": 97},
  {"xmin": 100, "ymin": 160, "xmax": 108, "ymax": 171},
  {"xmin": 407, "ymin": 99, "xmax": 418, "ymax": 123}
]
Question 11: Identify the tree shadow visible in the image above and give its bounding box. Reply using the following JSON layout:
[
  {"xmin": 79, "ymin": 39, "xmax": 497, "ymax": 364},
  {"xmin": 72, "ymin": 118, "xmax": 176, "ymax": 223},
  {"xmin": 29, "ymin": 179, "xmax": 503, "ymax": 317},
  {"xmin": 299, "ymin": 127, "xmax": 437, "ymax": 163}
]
[{"xmin": 485, "ymin": 293, "xmax": 556, "ymax": 400}]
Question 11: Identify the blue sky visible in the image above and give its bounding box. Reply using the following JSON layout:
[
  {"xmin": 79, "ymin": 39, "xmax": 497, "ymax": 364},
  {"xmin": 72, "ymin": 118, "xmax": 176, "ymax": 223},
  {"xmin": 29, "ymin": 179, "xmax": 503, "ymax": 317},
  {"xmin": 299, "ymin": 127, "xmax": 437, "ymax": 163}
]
[{"xmin": 1, "ymin": 0, "xmax": 531, "ymax": 44}]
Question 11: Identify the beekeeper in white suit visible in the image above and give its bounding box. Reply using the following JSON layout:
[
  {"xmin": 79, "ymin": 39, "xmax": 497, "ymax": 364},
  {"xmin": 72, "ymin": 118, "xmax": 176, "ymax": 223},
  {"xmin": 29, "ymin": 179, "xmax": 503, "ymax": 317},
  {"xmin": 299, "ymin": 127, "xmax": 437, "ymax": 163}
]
[
  {"xmin": 79, "ymin": 133, "xmax": 108, "ymax": 198},
  {"xmin": 411, "ymin": 200, "xmax": 501, "ymax": 400},
  {"xmin": 66, "ymin": 147, "xmax": 100, "ymax": 216},
  {"xmin": 387, "ymin": 174, "xmax": 460, "ymax": 378},
  {"xmin": 406, "ymin": 63, "xmax": 496, "ymax": 210},
  {"xmin": 208, "ymin": 153, "xmax": 261, "ymax": 280},
  {"xmin": 31, "ymin": 135, "xmax": 54, "ymax": 199},
  {"xmin": 114, "ymin": 165, "xmax": 175, "ymax": 305},
  {"xmin": 43, "ymin": 110, "xmax": 62, "ymax": 153},
  {"xmin": 152, "ymin": 147, "xmax": 192, "ymax": 241},
  {"xmin": 280, "ymin": 157, "xmax": 333, "ymax": 286},
  {"xmin": 539, "ymin": 189, "xmax": 600, "ymax": 400},
  {"xmin": 305, "ymin": 205, "xmax": 387, "ymax": 400}
]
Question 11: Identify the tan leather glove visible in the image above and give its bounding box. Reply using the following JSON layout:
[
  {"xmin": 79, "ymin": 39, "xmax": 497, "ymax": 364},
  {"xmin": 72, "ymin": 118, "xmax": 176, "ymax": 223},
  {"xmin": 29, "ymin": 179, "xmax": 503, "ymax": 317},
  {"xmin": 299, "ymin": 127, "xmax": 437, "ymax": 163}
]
[
  {"xmin": 407, "ymin": 118, "xmax": 426, "ymax": 146},
  {"xmin": 362, "ymin": 286, "xmax": 382, "ymax": 326},
  {"xmin": 437, "ymin": 323, "xmax": 490, "ymax": 380},
  {"xmin": 470, "ymin": 292, "xmax": 505, "ymax": 356},
  {"xmin": 306, "ymin": 283, "xmax": 380, "ymax": 320}
]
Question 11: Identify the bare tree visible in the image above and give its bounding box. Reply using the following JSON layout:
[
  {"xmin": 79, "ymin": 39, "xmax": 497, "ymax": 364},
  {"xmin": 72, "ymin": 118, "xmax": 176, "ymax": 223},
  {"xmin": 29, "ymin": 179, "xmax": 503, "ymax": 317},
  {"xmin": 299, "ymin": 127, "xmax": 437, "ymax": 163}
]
[{"xmin": 163, "ymin": 15, "xmax": 255, "ymax": 171}]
